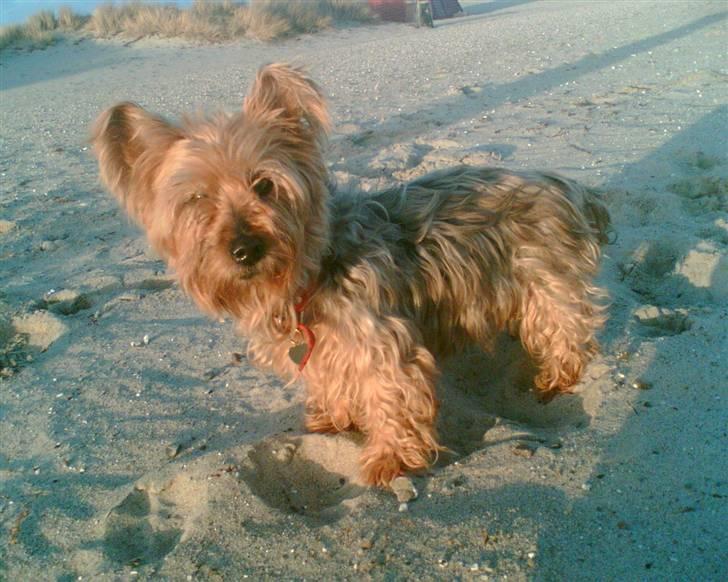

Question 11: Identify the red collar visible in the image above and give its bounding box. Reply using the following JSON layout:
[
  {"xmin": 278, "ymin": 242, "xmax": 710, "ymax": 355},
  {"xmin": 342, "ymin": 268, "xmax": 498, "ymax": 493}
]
[{"xmin": 290, "ymin": 288, "xmax": 316, "ymax": 371}]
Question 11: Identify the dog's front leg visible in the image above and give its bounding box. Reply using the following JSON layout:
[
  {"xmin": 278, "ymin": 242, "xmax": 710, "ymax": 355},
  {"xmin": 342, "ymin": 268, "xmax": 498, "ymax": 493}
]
[{"xmin": 355, "ymin": 317, "xmax": 442, "ymax": 487}]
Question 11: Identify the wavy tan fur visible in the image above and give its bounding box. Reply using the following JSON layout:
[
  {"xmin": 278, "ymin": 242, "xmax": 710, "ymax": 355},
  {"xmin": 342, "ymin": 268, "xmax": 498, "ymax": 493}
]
[{"xmin": 92, "ymin": 63, "xmax": 610, "ymax": 487}]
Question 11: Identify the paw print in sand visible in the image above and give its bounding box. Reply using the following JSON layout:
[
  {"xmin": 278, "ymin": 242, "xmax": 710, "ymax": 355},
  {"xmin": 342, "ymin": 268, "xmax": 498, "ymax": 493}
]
[
  {"xmin": 103, "ymin": 473, "xmax": 206, "ymax": 566},
  {"xmin": 633, "ymin": 305, "xmax": 692, "ymax": 337},
  {"xmin": 240, "ymin": 434, "xmax": 365, "ymax": 523}
]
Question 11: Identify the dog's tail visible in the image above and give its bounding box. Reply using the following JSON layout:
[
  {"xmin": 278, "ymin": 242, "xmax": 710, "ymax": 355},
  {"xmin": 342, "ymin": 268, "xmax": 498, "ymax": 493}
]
[
  {"xmin": 582, "ymin": 188, "xmax": 613, "ymax": 245},
  {"xmin": 541, "ymin": 172, "xmax": 613, "ymax": 245}
]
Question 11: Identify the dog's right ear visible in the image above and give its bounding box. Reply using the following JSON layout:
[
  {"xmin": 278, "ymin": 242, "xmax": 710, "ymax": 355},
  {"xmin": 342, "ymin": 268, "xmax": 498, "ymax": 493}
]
[
  {"xmin": 91, "ymin": 102, "xmax": 181, "ymax": 224},
  {"xmin": 243, "ymin": 64, "xmax": 331, "ymax": 149}
]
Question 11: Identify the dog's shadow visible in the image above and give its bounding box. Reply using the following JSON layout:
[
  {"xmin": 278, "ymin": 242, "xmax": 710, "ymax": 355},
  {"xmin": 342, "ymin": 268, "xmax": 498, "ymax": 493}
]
[{"xmin": 435, "ymin": 334, "xmax": 591, "ymax": 461}]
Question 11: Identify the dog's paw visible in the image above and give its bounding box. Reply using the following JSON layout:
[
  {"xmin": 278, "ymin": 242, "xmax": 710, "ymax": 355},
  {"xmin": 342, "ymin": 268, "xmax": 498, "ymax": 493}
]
[{"xmin": 359, "ymin": 445, "xmax": 407, "ymax": 486}]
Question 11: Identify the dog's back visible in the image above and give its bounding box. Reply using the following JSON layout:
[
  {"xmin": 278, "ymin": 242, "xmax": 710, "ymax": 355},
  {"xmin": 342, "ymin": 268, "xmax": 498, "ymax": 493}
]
[
  {"xmin": 403, "ymin": 165, "xmax": 610, "ymax": 245},
  {"xmin": 323, "ymin": 166, "xmax": 609, "ymax": 362}
]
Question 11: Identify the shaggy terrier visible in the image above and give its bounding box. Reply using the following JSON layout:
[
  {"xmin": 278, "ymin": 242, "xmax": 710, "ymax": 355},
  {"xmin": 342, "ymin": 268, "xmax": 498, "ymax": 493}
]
[{"xmin": 92, "ymin": 64, "xmax": 609, "ymax": 486}]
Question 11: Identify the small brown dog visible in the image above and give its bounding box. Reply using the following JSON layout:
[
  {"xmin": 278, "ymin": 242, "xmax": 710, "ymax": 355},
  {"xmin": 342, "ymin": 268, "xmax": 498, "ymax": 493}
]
[{"xmin": 92, "ymin": 64, "xmax": 609, "ymax": 487}]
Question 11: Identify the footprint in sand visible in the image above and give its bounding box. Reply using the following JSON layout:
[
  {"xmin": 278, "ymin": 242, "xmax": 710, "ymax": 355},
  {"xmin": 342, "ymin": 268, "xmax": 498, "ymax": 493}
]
[
  {"xmin": 618, "ymin": 238, "xmax": 684, "ymax": 300},
  {"xmin": 437, "ymin": 337, "xmax": 600, "ymax": 458},
  {"xmin": 368, "ymin": 143, "xmax": 433, "ymax": 175},
  {"xmin": 1, "ymin": 309, "xmax": 68, "ymax": 377},
  {"xmin": 670, "ymin": 175, "xmax": 727, "ymax": 215},
  {"xmin": 240, "ymin": 434, "xmax": 365, "ymax": 523},
  {"xmin": 103, "ymin": 472, "xmax": 207, "ymax": 566},
  {"xmin": 669, "ymin": 150, "xmax": 727, "ymax": 216},
  {"xmin": 11, "ymin": 310, "xmax": 67, "ymax": 351},
  {"xmin": 633, "ymin": 304, "xmax": 692, "ymax": 337},
  {"xmin": 40, "ymin": 289, "xmax": 93, "ymax": 316},
  {"xmin": 103, "ymin": 432, "xmax": 365, "ymax": 565},
  {"xmin": 0, "ymin": 303, "xmax": 25, "ymax": 377}
]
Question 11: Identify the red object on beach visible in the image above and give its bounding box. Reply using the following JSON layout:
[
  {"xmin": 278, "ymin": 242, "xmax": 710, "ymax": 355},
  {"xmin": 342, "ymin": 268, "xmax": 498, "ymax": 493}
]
[{"xmin": 369, "ymin": 0, "xmax": 408, "ymax": 22}]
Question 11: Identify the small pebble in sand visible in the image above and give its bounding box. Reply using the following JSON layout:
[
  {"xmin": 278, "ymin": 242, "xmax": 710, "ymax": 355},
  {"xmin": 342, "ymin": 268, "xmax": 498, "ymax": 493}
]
[
  {"xmin": 130, "ymin": 335, "xmax": 150, "ymax": 348},
  {"xmin": 391, "ymin": 476, "xmax": 418, "ymax": 504},
  {"xmin": 166, "ymin": 444, "xmax": 181, "ymax": 459},
  {"xmin": 631, "ymin": 379, "xmax": 652, "ymax": 390},
  {"xmin": 513, "ymin": 443, "xmax": 537, "ymax": 458}
]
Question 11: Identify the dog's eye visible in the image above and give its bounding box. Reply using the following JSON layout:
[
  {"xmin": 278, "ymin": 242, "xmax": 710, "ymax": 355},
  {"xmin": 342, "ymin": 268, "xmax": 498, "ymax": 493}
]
[
  {"xmin": 252, "ymin": 178, "xmax": 274, "ymax": 198},
  {"xmin": 191, "ymin": 191, "xmax": 207, "ymax": 202}
]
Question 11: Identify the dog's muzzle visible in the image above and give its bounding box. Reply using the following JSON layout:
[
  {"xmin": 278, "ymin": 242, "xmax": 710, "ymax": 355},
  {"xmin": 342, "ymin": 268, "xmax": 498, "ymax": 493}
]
[{"xmin": 230, "ymin": 233, "xmax": 267, "ymax": 267}]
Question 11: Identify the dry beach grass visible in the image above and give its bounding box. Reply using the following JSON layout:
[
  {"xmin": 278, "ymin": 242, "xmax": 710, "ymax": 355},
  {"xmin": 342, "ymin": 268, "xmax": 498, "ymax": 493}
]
[{"xmin": 0, "ymin": 0, "xmax": 374, "ymax": 50}]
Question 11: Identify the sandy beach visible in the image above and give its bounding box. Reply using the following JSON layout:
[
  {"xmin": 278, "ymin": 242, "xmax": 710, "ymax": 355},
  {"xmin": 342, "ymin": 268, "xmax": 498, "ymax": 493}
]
[{"xmin": 1, "ymin": 1, "xmax": 726, "ymax": 579}]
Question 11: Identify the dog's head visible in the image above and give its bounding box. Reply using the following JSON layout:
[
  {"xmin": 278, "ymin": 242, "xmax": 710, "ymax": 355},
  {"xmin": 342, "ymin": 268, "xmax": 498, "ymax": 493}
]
[{"xmin": 92, "ymin": 64, "xmax": 331, "ymax": 318}]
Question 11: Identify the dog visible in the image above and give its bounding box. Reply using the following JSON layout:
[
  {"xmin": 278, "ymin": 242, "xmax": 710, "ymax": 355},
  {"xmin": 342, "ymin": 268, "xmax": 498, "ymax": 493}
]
[{"xmin": 91, "ymin": 63, "xmax": 609, "ymax": 487}]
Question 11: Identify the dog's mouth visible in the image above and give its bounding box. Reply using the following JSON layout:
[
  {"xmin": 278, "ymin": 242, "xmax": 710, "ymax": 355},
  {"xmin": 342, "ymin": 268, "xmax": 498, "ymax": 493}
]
[
  {"xmin": 238, "ymin": 267, "xmax": 259, "ymax": 280},
  {"xmin": 233, "ymin": 253, "xmax": 296, "ymax": 288},
  {"xmin": 232, "ymin": 252, "xmax": 284, "ymax": 282},
  {"xmin": 231, "ymin": 256, "xmax": 263, "ymax": 279}
]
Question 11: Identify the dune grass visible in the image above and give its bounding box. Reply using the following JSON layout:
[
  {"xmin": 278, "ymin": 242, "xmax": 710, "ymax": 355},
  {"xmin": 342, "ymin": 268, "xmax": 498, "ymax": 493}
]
[{"xmin": 0, "ymin": 0, "xmax": 374, "ymax": 51}]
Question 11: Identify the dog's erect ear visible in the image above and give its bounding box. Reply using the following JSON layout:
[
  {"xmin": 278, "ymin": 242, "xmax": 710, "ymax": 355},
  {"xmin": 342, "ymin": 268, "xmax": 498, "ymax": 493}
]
[
  {"xmin": 243, "ymin": 63, "xmax": 331, "ymax": 146},
  {"xmin": 91, "ymin": 102, "xmax": 181, "ymax": 224}
]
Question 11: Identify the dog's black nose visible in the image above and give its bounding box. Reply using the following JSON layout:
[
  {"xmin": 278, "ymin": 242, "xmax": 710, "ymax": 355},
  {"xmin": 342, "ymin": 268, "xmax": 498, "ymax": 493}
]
[{"xmin": 230, "ymin": 233, "xmax": 267, "ymax": 267}]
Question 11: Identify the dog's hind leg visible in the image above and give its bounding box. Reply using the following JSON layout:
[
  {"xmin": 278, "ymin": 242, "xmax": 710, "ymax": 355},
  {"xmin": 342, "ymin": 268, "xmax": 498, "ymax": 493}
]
[{"xmin": 516, "ymin": 266, "xmax": 605, "ymax": 401}]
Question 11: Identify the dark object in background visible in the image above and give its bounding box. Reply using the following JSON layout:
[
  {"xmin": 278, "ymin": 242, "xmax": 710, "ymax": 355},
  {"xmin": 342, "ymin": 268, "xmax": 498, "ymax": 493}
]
[
  {"xmin": 369, "ymin": 0, "xmax": 408, "ymax": 22},
  {"xmin": 368, "ymin": 0, "xmax": 463, "ymax": 23},
  {"xmin": 429, "ymin": 0, "xmax": 464, "ymax": 19},
  {"xmin": 417, "ymin": 1, "xmax": 434, "ymax": 28}
]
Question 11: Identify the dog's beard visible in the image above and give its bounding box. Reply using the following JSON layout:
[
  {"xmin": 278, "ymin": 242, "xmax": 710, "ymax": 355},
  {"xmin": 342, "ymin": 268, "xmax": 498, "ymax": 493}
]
[
  {"xmin": 233, "ymin": 248, "xmax": 292, "ymax": 282},
  {"xmin": 170, "ymin": 219, "xmax": 309, "ymax": 320}
]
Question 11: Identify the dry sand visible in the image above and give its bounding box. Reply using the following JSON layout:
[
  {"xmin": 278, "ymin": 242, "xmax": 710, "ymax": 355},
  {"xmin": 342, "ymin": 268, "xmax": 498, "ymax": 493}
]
[{"xmin": 1, "ymin": 1, "xmax": 727, "ymax": 579}]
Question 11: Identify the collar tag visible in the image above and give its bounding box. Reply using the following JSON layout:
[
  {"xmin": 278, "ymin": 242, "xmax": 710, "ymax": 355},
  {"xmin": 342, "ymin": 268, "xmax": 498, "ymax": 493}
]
[{"xmin": 289, "ymin": 323, "xmax": 315, "ymax": 370}]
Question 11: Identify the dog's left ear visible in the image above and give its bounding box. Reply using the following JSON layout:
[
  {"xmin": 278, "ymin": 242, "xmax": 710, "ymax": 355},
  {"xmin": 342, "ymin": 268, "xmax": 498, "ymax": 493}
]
[
  {"xmin": 91, "ymin": 102, "xmax": 181, "ymax": 227},
  {"xmin": 243, "ymin": 63, "xmax": 331, "ymax": 147}
]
